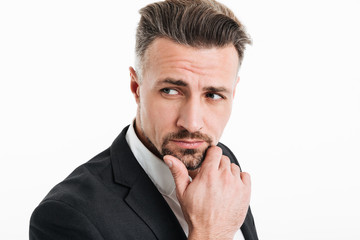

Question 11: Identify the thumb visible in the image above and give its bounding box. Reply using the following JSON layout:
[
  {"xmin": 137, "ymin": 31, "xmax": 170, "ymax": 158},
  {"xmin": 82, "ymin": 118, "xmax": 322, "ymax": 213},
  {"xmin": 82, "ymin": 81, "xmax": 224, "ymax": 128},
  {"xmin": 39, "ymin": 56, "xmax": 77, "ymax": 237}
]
[{"xmin": 163, "ymin": 155, "xmax": 190, "ymax": 198}]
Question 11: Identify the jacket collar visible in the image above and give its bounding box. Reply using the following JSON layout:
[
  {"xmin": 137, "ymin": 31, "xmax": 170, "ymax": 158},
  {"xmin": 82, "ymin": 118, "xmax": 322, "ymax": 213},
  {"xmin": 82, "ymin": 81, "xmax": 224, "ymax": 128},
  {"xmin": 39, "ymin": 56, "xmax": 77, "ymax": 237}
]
[
  {"xmin": 125, "ymin": 121, "xmax": 176, "ymax": 197},
  {"xmin": 110, "ymin": 126, "xmax": 258, "ymax": 240},
  {"xmin": 110, "ymin": 125, "xmax": 142, "ymax": 187},
  {"xmin": 110, "ymin": 126, "xmax": 187, "ymax": 240}
]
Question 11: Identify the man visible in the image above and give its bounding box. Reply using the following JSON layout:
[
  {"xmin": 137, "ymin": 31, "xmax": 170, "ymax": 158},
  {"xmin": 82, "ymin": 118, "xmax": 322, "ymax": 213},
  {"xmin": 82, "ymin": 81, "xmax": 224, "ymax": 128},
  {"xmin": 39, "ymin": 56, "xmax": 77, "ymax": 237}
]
[{"xmin": 30, "ymin": 0, "xmax": 258, "ymax": 239}]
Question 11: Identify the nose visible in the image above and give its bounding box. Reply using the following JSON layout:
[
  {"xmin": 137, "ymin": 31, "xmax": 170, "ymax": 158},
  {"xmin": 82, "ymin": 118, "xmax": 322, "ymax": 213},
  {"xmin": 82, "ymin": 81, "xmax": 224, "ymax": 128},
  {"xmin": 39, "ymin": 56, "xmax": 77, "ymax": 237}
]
[{"xmin": 176, "ymin": 97, "xmax": 204, "ymax": 133}]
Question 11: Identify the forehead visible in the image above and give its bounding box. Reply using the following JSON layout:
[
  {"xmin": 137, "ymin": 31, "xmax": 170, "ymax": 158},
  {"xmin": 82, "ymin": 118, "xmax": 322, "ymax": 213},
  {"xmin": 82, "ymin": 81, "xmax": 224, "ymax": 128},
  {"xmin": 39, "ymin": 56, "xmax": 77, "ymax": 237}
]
[{"xmin": 142, "ymin": 38, "xmax": 239, "ymax": 86}]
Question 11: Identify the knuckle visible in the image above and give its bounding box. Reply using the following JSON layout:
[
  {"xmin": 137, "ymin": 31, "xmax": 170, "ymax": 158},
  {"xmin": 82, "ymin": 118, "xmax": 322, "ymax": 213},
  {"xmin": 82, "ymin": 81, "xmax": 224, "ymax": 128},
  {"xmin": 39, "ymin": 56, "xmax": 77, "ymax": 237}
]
[
  {"xmin": 231, "ymin": 163, "xmax": 240, "ymax": 172},
  {"xmin": 220, "ymin": 156, "xmax": 231, "ymax": 165},
  {"xmin": 241, "ymin": 172, "xmax": 251, "ymax": 179},
  {"xmin": 221, "ymin": 155, "xmax": 230, "ymax": 162},
  {"xmin": 209, "ymin": 145, "xmax": 222, "ymax": 156},
  {"xmin": 206, "ymin": 170, "xmax": 217, "ymax": 181}
]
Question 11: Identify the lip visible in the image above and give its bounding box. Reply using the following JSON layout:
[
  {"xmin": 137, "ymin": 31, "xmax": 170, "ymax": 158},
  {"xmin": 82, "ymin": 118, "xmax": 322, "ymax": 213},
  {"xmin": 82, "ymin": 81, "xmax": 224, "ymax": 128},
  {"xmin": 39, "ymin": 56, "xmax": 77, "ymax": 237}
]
[{"xmin": 170, "ymin": 139, "xmax": 205, "ymax": 149}]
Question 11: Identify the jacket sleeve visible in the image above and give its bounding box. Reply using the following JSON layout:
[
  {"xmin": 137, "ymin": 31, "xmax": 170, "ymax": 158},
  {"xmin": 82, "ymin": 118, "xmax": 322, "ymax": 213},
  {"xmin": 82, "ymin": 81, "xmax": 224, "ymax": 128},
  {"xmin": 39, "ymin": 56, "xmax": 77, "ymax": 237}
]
[{"xmin": 30, "ymin": 199, "xmax": 104, "ymax": 240}]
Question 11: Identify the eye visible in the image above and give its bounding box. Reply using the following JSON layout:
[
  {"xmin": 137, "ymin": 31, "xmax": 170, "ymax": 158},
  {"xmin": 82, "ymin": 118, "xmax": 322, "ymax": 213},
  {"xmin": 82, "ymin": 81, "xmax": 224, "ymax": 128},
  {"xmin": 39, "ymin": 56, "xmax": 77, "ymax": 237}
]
[
  {"xmin": 206, "ymin": 92, "xmax": 223, "ymax": 100},
  {"xmin": 161, "ymin": 88, "xmax": 179, "ymax": 95}
]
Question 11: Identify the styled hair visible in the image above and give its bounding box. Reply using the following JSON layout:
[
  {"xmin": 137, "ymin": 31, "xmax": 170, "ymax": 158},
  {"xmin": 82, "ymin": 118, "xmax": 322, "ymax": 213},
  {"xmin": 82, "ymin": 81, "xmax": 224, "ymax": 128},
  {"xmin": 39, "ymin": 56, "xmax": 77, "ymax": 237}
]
[{"xmin": 135, "ymin": 0, "xmax": 252, "ymax": 79}]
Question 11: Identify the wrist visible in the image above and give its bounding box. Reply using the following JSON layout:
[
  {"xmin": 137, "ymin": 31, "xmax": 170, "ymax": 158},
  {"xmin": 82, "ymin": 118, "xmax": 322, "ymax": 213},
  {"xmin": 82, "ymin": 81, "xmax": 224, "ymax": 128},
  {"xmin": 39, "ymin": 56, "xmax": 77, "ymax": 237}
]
[{"xmin": 188, "ymin": 229, "xmax": 233, "ymax": 240}]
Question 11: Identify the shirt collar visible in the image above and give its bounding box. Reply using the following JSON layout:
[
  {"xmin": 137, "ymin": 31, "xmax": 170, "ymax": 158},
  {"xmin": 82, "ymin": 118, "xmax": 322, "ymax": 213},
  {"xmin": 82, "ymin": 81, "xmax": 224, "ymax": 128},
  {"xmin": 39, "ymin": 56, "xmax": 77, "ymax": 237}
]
[{"xmin": 125, "ymin": 121, "xmax": 176, "ymax": 196}]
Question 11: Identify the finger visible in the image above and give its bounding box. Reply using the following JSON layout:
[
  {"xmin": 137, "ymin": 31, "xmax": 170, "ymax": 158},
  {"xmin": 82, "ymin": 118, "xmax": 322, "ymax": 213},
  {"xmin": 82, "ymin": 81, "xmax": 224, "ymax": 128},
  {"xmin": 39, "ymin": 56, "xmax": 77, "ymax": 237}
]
[
  {"xmin": 163, "ymin": 155, "xmax": 191, "ymax": 198},
  {"xmin": 240, "ymin": 172, "xmax": 251, "ymax": 186},
  {"xmin": 219, "ymin": 155, "xmax": 231, "ymax": 171},
  {"xmin": 200, "ymin": 146, "xmax": 223, "ymax": 171},
  {"xmin": 230, "ymin": 163, "xmax": 240, "ymax": 177}
]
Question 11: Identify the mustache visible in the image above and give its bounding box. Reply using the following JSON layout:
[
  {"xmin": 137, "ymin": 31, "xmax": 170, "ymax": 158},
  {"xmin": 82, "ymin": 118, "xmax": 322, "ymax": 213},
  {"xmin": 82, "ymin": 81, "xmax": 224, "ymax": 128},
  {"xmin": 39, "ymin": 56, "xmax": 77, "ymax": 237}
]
[{"xmin": 163, "ymin": 130, "xmax": 212, "ymax": 144}]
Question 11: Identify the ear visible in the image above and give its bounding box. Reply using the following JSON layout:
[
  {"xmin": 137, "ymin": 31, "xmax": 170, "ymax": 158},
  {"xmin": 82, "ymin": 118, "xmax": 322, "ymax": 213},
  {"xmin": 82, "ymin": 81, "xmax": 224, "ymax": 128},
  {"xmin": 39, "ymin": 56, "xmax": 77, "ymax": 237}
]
[
  {"xmin": 129, "ymin": 67, "xmax": 140, "ymax": 104},
  {"xmin": 233, "ymin": 76, "xmax": 240, "ymax": 98}
]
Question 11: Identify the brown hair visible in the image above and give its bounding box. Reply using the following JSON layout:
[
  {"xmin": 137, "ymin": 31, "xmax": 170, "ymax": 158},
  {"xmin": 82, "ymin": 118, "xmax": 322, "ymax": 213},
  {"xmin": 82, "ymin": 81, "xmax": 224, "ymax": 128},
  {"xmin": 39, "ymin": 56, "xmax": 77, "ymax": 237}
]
[{"xmin": 135, "ymin": 0, "xmax": 251, "ymax": 78}]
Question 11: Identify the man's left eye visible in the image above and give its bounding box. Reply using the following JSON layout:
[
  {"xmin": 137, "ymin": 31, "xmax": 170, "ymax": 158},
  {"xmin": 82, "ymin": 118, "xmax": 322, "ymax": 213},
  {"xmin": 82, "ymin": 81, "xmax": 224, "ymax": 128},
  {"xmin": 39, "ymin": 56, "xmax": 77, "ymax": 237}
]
[{"xmin": 206, "ymin": 93, "xmax": 223, "ymax": 100}]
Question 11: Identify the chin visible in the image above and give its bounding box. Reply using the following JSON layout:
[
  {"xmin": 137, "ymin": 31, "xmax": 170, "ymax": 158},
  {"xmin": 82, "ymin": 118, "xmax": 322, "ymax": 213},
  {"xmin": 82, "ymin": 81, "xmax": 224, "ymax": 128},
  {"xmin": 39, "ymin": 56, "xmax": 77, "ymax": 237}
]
[
  {"xmin": 162, "ymin": 146, "xmax": 209, "ymax": 170},
  {"xmin": 179, "ymin": 151, "xmax": 203, "ymax": 170}
]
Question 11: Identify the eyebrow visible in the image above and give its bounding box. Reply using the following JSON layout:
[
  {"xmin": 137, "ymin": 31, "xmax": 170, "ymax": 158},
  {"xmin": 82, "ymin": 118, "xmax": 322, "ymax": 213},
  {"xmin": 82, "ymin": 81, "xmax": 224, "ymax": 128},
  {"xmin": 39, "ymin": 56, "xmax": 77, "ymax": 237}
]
[
  {"xmin": 158, "ymin": 78, "xmax": 230, "ymax": 93},
  {"xmin": 203, "ymin": 86, "xmax": 229, "ymax": 93},
  {"xmin": 161, "ymin": 78, "xmax": 188, "ymax": 87}
]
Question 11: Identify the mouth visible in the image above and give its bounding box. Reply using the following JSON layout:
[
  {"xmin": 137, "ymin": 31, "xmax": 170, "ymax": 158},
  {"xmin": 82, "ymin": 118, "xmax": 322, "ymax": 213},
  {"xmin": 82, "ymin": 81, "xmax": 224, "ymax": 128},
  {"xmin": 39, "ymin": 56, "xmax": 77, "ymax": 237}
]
[{"xmin": 170, "ymin": 139, "xmax": 205, "ymax": 149}]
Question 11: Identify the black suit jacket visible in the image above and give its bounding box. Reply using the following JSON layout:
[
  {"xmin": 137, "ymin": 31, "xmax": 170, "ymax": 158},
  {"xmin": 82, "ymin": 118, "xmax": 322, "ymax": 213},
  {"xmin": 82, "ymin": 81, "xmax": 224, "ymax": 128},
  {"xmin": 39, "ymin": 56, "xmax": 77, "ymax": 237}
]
[{"xmin": 30, "ymin": 126, "xmax": 258, "ymax": 240}]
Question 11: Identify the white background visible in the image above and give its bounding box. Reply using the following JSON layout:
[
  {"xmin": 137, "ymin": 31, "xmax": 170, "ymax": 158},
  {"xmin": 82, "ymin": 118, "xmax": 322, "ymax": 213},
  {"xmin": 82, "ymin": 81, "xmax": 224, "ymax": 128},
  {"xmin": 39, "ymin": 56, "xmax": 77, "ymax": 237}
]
[{"xmin": 1, "ymin": 0, "xmax": 359, "ymax": 239}]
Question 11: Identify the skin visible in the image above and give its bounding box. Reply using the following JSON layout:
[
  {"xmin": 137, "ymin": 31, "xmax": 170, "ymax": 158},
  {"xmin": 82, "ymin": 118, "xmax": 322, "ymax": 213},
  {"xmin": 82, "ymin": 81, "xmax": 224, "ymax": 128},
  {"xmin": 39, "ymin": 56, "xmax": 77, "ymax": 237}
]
[
  {"xmin": 130, "ymin": 38, "xmax": 239, "ymax": 171},
  {"xmin": 164, "ymin": 148, "xmax": 251, "ymax": 240},
  {"xmin": 130, "ymin": 37, "xmax": 251, "ymax": 239}
]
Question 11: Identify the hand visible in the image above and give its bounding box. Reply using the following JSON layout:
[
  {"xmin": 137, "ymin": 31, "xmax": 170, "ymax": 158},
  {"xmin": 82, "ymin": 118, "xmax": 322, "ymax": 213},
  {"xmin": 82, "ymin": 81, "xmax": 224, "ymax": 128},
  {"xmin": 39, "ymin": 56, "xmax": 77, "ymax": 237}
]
[{"xmin": 163, "ymin": 146, "xmax": 251, "ymax": 240}]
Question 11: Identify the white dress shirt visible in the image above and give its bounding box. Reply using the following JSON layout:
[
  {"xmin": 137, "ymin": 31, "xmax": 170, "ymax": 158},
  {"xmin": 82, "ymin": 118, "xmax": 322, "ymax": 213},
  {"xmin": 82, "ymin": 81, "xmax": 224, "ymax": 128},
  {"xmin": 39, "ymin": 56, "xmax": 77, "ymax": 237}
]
[{"xmin": 125, "ymin": 122, "xmax": 244, "ymax": 240}]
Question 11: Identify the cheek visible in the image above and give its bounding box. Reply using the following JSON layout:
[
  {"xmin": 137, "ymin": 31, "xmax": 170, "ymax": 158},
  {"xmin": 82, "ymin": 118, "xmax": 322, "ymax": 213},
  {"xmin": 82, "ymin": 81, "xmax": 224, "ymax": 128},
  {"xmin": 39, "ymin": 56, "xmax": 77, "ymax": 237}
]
[
  {"xmin": 140, "ymin": 94, "xmax": 179, "ymax": 143},
  {"xmin": 206, "ymin": 104, "xmax": 232, "ymax": 141}
]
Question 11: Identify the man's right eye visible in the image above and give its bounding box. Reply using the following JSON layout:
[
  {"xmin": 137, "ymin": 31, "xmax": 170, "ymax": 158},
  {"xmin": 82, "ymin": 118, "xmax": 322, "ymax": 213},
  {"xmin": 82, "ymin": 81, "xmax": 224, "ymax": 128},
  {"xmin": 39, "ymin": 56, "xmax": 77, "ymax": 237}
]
[{"xmin": 161, "ymin": 88, "xmax": 179, "ymax": 95}]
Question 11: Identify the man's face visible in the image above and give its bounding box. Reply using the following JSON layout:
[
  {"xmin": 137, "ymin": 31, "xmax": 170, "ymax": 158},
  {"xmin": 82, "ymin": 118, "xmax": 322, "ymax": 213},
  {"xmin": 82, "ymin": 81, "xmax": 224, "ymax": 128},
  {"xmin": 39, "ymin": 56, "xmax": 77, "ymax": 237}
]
[{"xmin": 131, "ymin": 38, "xmax": 239, "ymax": 170}]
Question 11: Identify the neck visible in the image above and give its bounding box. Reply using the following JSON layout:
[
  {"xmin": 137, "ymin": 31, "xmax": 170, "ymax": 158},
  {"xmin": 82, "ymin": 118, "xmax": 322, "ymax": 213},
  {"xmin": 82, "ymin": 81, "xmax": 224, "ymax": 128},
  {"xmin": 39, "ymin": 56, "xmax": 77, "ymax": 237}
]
[{"xmin": 134, "ymin": 118, "xmax": 163, "ymax": 159}]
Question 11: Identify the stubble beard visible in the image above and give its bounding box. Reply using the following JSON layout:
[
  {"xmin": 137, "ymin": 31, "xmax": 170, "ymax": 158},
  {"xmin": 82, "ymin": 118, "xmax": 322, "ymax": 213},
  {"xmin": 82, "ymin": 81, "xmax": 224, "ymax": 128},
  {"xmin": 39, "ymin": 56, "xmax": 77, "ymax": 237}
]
[
  {"xmin": 161, "ymin": 145, "xmax": 210, "ymax": 170},
  {"xmin": 158, "ymin": 130, "xmax": 212, "ymax": 170},
  {"xmin": 137, "ymin": 109, "xmax": 212, "ymax": 170}
]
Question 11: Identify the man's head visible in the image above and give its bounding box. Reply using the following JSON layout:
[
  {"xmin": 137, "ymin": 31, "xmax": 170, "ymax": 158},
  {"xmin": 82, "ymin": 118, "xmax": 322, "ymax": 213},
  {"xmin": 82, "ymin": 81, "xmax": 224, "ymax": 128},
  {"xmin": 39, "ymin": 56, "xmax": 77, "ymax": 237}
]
[
  {"xmin": 135, "ymin": 0, "xmax": 251, "ymax": 81},
  {"xmin": 130, "ymin": 0, "xmax": 251, "ymax": 170}
]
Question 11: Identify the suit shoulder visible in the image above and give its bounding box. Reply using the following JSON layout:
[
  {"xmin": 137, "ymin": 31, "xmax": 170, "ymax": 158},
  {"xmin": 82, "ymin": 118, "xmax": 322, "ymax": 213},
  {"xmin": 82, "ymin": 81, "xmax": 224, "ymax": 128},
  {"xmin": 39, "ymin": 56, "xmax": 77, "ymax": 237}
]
[
  {"xmin": 41, "ymin": 147, "xmax": 119, "ymax": 210},
  {"xmin": 30, "ymin": 199, "xmax": 104, "ymax": 240}
]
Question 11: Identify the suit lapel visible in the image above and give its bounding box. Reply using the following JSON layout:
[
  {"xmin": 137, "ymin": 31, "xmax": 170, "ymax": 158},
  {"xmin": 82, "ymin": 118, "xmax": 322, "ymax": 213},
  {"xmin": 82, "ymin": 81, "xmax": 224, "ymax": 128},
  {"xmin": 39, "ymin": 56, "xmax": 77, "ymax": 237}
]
[
  {"xmin": 241, "ymin": 207, "xmax": 259, "ymax": 240},
  {"xmin": 125, "ymin": 171, "xmax": 186, "ymax": 240},
  {"xmin": 110, "ymin": 126, "xmax": 187, "ymax": 240},
  {"xmin": 111, "ymin": 126, "xmax": 258, "ymax": 240}
]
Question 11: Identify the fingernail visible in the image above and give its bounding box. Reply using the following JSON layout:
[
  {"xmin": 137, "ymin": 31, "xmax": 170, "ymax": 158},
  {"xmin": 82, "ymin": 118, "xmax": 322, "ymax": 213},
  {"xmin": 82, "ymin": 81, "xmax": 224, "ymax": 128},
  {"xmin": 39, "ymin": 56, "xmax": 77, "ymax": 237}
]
[{"xmin": 164, "ymin": 158, "xmax": 173, "ymax": 168}]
